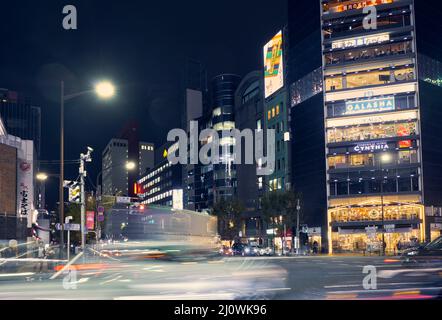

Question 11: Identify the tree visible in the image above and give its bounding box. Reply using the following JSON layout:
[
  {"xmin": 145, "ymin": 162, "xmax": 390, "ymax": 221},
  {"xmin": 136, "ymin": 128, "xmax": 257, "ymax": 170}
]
[{"xmin": 211, "ymin": 198, "xmax": 245, "ymax": 244}]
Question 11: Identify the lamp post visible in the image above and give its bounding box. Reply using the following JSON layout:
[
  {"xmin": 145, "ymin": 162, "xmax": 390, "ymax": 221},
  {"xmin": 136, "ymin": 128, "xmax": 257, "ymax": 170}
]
[
  {"xmin": 59, "ymin": 80, "xmax": 115, "ymax": 256},
  {"xmin": 95, "ymin": 161, "xmax": 136, "ymax": 241},
  {"xmin": 380, "ymin": 153, "xmax": 392, "ymax": 256}
]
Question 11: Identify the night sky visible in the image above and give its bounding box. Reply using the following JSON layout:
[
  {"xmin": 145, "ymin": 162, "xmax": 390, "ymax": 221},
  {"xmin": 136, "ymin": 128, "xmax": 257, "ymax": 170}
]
[{"xmin": 0, "ymin": 0, "xmax": 287, "ymax": 209}]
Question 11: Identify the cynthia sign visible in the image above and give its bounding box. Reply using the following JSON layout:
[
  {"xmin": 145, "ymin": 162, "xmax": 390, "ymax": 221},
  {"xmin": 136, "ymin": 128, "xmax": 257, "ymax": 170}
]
[
  {"xmin": 345, "ymin": 97, "xmax": 395, "ymax": 115},
  {"xmin": 353, "ymin": 141, "xmax": 389, "ymax": 152}
]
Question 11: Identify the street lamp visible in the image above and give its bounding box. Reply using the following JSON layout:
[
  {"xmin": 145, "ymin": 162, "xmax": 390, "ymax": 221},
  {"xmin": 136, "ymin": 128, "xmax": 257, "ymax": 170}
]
[
  {"xmin": 94, "ymin": 161, "xmax": 137, "ymax": 241},
  {"xmin": 59, "ymin": 80, "xmax": 115, "ymax": 256},
  {"xmin": 95, "ymin": 81, "xmax": 116, "ymax": 99},
  {"xmin": 36, "ymin": 173, "xmax": 48, "ymax": 181},
  {"xmin": 380, "ymin": 152, "xmax": 392, "ymax": 256}
]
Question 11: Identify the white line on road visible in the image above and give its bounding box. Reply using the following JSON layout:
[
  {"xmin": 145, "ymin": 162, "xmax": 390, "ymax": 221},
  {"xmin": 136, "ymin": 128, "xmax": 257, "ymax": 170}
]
[
  {"xmin": 256, "ymin": 287, "xmax": 291, "ymax": 292},
  {"xmin": 100, "ymin": 275, "xmax": 123, "ymax": 285},
  {"xmin": 0, "ymin": 272, "xmax": 35, "ymax": 278},
  {"xmin": 324, "ymin": 282, "xmax": 431, "ymax": 289},
  {"xmin": 327, "ymin": 286, "xmax": 442, "ymax": 294}
]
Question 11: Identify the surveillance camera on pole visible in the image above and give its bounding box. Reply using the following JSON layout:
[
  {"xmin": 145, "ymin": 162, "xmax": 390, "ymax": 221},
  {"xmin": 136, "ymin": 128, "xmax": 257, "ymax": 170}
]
[{"xmin": 79, "ymin": 147, "xmax": 93, "ymax": 253}]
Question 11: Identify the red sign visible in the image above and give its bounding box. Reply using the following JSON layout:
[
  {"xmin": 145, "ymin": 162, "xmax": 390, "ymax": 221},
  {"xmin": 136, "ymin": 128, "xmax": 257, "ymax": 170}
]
[{"xmin": 86, "ymin": 211, "xmax": 95, "ymax": 230}]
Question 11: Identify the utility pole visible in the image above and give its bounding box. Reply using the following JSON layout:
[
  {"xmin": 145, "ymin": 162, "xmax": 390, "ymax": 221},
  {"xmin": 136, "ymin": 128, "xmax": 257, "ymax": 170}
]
[{"xmin": 79, "ymin": 147, "xmax": 93, "ymax": 253}]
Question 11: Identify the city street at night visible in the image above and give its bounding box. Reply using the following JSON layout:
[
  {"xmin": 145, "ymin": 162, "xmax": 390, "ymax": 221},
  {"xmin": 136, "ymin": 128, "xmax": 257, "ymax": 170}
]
[
  {"xmin": 0, "ymin": 255, "xmax": 441, "ymax": 300},
  {"xmin": 1, "ymin": 0, "xmax": 442, "ymax": 310}
]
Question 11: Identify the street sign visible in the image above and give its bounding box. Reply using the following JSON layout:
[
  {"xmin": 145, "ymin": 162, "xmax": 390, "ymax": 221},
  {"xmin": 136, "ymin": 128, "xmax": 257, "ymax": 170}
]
[
  {"xmin": 97, "ymin": 206, "xmax": 105, "ymax": 213},
  {"xmin": 55, "ymin": 223, "xmax": 80, "ymax": 231},
  {"xmin": 116, "ymin": 196, "xmax": 131, "ymax": 204},
  {"xmin": 98, "ymin": 215, "xmax": 105, "ymax": 222}
]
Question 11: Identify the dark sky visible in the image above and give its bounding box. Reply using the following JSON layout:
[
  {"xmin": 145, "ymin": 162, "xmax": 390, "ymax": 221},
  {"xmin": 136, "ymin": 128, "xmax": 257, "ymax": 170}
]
[{"xmin": 0, "ymin": 0, "xmax": 287, "ymax": 209}]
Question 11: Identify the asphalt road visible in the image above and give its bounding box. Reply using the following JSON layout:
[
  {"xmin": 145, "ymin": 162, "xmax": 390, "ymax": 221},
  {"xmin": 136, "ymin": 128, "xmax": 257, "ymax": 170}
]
[{"xmin": 0, "ymin": 255, "xmax": 441, "ymax": 300}]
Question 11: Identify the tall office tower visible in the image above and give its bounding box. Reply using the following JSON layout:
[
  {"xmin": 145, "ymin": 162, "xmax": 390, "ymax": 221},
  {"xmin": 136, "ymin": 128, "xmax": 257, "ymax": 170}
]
[
  {"xmin": 181, "ymin": 59, "xmax": 208, "ymax": 210},
  {"xmin": 287, "ymin": 0, "xmax": 327, "ymax": 247},
  {"xmin": 0, "ymin": 88, "xmax": 41, "ymax": 157},
  {"xmin": 211, "ymin": 74, "xmax": 241, "ymax": 204},
  {"xmin": 102, "ymin": 136, "xmax": 154, "ymax": 197},
  {"xmin": 320, "ymin": 0, "xmax": 431, "ymax": 254},
  {"xmin": 102, "ymin": 138, "xmax": 130, "ymax": 197},
  {"xmin": 234, "ymin": 71, "xmax": 265, "ymax": 241}
]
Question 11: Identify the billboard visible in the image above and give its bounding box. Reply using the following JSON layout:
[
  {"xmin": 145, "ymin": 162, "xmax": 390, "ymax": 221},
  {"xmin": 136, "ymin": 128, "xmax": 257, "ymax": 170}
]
[{"xmin": 264, "ymin": 30, "xmax": 284, "ymax": 98}]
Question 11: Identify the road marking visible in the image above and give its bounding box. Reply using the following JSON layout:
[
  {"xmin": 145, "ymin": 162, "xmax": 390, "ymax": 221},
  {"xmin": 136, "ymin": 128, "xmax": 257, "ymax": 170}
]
[
  {"xmin": 114, "ymin": 293, "xmax": 236, "ymax": 300},
  {"xmin": 0, "ymin": 272, "xmax": 35, "ymax": 278},
  {"xmin": 100, "ymin": 275, "xmax": 123, "ymax": 285},
  {"xmin": 324, "ymin": 282, "xmax": 431, "ymax": 289},
  {"xmin": 181, "ymin": 262, "xmax": 198, "ymax": 265},
  {"xmin": 327, "ymin": 286, "xmax": 442, "ymax": 295},
  {"xmin": 257, "ymin": 287, "xmax": 291, "ymax": 292}
]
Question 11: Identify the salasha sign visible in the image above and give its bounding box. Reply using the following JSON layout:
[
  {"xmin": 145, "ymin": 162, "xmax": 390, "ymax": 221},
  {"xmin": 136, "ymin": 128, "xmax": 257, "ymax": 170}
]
[{"xmin": 345, "ymin": 96, "xmax": 395, "ymax": 115}]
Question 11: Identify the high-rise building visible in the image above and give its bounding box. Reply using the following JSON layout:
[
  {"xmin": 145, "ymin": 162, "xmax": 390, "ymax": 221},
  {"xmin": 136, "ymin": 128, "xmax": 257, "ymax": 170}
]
[
  {"xmin": 210, "ymin": 74, "xmax": 241, "ymax": 203},
  {"xmin": 320, "ymin": 0, "xmax": 442, "ymax": 254},
  {"xmin": 234, "ymin": 71, "xmax": 266, "ymax": 241},
  {"xmin": 0, "ymin": 88, "xmax": 41, "ymax": 157}
]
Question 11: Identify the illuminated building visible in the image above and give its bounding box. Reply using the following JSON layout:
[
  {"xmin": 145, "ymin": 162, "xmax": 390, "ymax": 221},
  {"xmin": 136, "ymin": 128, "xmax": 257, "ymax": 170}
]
[
  {"xmin": 320, "ymin": 0, "xmax": 438, "ymax": 254},
  {"xmin": 138, "ymin": 142, "xmax": 183, "ymax": 208}
]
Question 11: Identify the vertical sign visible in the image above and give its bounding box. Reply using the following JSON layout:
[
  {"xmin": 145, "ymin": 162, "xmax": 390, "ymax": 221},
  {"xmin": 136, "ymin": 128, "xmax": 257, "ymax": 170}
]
[
  {"xmin": 86, "ymin": 211, "xmax": 95, "ymax": 230},
  {"xmin": 264, "ymin": 30, "xmax": 284, "ymax": 98},
  {"xmin": 17, "ymin": 140, "xmax": 35, "ymax": 228}
]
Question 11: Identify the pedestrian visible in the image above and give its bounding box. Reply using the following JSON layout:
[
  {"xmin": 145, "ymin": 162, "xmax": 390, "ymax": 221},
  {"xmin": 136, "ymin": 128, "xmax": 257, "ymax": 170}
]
[{"xmin": 312, "ymin": 241, "xmax": 319, "ymax": 255}]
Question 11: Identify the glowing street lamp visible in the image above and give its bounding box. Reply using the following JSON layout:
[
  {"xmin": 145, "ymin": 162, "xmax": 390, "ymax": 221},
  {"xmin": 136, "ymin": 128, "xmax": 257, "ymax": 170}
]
[
  {"xmin": 36, "ymin": 173, "xmax": 48, "ymax": 181},
  {"xmin": 125, "ymin": 161, "xmax": 136, "ymax": 171},
  {"xmin": 94, "ymin": 81, "xmax": 116, "ymax": 99}
]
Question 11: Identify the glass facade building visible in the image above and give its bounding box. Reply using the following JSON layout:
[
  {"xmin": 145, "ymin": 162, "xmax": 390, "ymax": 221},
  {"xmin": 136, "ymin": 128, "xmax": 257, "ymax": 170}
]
[{"xmin": 320, "ymin": 0, "xmax": 425, "ymax": 254}]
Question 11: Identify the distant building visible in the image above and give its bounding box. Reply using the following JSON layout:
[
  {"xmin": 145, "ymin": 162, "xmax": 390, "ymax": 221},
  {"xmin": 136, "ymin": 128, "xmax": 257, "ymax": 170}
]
[
  {"xmin": 138, "ymin": 142, "xmax": 183, "ymax": 208},
  {"xmin": 102, "ymin": 137, "xmax": 154, "ymax": 197}
]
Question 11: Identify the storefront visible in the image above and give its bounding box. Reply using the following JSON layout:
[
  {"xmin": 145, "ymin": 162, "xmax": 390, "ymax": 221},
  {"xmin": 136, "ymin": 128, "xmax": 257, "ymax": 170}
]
[{"xmin": 328, "ymin": 203, "xmax": 425, "ymax": 254}]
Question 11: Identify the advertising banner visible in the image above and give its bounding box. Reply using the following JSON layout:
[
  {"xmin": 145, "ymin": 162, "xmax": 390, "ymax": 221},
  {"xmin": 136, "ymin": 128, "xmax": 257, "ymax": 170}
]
[
  {"xmin": 86, "ymin": 211, "xmax": 95, "ymax": 230},
  {"xmin": 264, "ymin": 30, "xmax": 284, "ymax": 98}
]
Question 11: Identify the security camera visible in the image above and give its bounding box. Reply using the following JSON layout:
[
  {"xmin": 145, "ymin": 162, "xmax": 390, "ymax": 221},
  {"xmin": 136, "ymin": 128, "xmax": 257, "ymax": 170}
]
[{"xmin": 87, "ymin": 146, "xmax": 94, "ymax": 153}]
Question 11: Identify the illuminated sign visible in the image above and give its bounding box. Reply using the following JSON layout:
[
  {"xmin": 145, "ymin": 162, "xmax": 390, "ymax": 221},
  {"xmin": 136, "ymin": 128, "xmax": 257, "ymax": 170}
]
[
  {"xmin": 353, "ymin": 141, "xmax": 389, "ymax": 152},
  {"xmin": 334, "ymin": 0, "xmax": 393, "ymax": 13},
  {"xmin": 332, "ymin": 33, "xmax": 390, "ymax": 50},
  {"xmin": 172, "ymin": 189, "xmax": 183, "ymax": 210},
  {"xmin": 264, "ymin": 30, "xmax": 284, "ymax": 98},
  {"xmin": 345, "ymin": 96, "xmax": 395, "ymax": 115},
  {"xmin": 86, "ymin": 211, "xmax": 95, "ymax": 230},
  {"xmin": 327, "ymin": 110, "xmax": 418, "ymax": 128}
]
